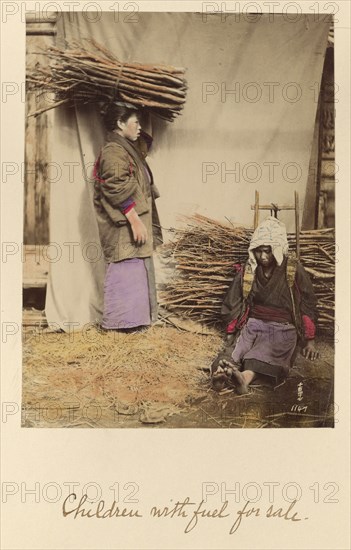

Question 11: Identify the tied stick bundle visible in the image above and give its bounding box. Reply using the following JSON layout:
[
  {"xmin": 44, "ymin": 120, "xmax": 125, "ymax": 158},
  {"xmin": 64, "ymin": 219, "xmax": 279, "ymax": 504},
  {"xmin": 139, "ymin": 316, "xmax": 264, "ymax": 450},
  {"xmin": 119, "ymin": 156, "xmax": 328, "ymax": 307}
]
[
  {"xmin": 160, "ymin": 215, "xmax": 251, "ymax": 324},
  {"xmin": 287, "ymin": 230, "xmax": 335, "ymax": 335},
  {"xmin": 26, "ymin": 39, "xmax": 187, "ymax": 121},
  {"xmin": 160, "ymin": 215, "xmax": 335, "ymax": 337}
]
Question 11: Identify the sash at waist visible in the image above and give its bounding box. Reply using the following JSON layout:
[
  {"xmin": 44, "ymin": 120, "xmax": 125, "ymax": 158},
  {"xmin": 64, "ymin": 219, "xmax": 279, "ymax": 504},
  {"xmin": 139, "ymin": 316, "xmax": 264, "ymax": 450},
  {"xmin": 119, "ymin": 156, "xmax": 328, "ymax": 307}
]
[{"xmin": 250, "ymin": 304, "xmax": 292, "ymax": 323}]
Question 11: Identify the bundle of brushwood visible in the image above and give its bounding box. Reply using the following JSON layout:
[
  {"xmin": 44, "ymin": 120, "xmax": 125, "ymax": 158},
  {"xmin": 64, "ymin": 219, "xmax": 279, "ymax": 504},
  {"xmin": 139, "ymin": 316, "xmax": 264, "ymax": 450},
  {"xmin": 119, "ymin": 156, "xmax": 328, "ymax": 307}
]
[
  {"xmin": 26, "ymin": 39, "xmax": 187, "ymax": 121},
  {"xmin": 160, "ymin": 215, "xmax": 335, "ymax": 337}
]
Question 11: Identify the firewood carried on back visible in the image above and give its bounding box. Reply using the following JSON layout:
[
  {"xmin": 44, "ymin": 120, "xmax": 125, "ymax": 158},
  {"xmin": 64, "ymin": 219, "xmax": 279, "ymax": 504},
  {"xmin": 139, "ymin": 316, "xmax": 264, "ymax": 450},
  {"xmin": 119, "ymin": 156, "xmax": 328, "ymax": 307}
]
[{"xmin": 160, "ymin": 215, "xmax": 335, "ymax": 337}]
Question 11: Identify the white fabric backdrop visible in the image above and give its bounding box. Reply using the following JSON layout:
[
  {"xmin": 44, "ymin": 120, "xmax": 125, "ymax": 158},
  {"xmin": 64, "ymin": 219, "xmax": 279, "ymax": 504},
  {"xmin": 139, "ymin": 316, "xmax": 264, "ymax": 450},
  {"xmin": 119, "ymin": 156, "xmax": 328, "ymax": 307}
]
[{"xmin": 45, "ymin": 12, "xmax": 330, "ymax": 330}]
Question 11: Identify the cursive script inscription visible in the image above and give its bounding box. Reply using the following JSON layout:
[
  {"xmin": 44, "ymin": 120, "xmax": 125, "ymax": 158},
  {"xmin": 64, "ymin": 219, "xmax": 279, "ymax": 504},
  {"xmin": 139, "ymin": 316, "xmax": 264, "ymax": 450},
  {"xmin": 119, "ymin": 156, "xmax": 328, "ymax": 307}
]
[
  {"xmin": 229, "ymin": 499, "xmax": 303, "ymax": 534},
  {"xmin": 61, "ymin": 494, "xmax": 306, "ymax": 532},
  {"xmin": 150, "ymin": 498, "xmax": 230, "ymax": 533},
  {"xmin": 184, "ymin": 499, "xmax": 230, "ymax": 533},
  {"xmin": 266, "ymin": 500, "xmax": 302, "ymax": 522},
  {"xmin": 62, "ymin": 493, "xmax": 142, "ymax": 519},
  {"xmin": 150, "ymin": 497, "xmax": 195, "ymax": 519},
  {"xmin": 230, "ymin": 501, "xmax": 260, "ymax": 534}
]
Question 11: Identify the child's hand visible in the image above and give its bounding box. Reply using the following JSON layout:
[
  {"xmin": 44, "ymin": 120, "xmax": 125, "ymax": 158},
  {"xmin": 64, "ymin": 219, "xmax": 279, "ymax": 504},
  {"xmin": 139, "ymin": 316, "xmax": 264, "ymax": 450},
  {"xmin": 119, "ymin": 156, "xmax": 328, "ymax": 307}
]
[{"xmin": 302, "ymin": 340, "xmax": 319, "ymax": 361}]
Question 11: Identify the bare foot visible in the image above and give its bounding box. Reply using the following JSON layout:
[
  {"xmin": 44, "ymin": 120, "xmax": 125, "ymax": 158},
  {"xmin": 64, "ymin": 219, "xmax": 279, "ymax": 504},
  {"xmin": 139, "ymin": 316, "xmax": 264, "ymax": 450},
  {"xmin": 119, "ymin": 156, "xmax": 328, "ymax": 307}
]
[
  {"xmin": 218, "ymin": 359, "xmax": 241, "ymax": 380},
  {"xmin": 212, "ymin": 359, "xmax": 248, "ymax": 394},
  {"xmin": 230, "ymin": 367, "xmax": 249, "ymax": 395},
  {"xmin": 211, "ymin": 361, "xmax": 234, "ymax": 391}
]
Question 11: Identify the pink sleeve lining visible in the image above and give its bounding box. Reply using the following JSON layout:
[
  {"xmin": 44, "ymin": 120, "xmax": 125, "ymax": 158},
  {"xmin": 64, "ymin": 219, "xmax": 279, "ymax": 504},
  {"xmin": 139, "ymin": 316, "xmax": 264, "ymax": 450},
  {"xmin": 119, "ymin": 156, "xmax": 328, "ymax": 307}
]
[
  {"xmin": 302, "ymin": 314, "xmax": 316, "ymax": 340},
  {"xmin": 122, "ymin": 202, "xmax": 136, "ymax": 215}
]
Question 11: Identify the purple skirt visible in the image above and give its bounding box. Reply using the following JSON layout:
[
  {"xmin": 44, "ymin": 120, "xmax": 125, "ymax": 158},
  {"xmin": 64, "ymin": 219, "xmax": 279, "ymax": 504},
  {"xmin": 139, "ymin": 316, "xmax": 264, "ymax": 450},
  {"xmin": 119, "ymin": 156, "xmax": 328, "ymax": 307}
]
[
  {"xmin": 102, "ymin": 258, "xmax": 157, "ymax": 330},
  {"xmin": 231, "ymin": 318, "xmax": 297, "ymax": 377}
]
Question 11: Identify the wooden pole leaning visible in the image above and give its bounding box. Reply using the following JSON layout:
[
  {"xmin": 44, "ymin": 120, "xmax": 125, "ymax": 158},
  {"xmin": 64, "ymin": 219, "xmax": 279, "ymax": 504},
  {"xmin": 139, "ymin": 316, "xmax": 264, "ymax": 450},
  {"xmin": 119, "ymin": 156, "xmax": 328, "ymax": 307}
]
[{"xmin": 251, "ymin": 190, "xmax": 301, "ymax": 259}]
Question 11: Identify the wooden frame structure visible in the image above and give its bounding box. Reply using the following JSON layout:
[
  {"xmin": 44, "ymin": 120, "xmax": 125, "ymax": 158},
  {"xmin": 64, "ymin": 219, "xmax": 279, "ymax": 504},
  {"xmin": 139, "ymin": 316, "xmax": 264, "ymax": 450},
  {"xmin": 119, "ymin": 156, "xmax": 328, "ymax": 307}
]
[{"xmin": 251, "ymin": 190, "xmax": 301, "ymax": 259}]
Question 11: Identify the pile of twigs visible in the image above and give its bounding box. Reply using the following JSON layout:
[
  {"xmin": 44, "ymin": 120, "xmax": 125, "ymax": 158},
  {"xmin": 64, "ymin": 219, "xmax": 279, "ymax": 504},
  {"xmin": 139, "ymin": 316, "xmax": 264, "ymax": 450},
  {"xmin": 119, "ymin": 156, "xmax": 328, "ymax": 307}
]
[
  {"xmin": 160, "ymin": 215, "xmax": 335, "ymax": 336},
  {"xmin": 26, "ymin": 39, "xmax": 187, "ymax": 121},
  {"xmin": 287, "ymin": 230, "xmax": 335, "ymax": 335}
]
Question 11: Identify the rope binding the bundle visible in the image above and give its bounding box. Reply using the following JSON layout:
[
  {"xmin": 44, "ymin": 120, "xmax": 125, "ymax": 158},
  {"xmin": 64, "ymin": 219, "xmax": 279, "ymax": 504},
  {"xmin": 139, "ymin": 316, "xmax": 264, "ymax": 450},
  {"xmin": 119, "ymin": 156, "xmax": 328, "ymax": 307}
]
[{"xmin": 26, "ymin": 39, "xmax": 188, "ymax": 121}]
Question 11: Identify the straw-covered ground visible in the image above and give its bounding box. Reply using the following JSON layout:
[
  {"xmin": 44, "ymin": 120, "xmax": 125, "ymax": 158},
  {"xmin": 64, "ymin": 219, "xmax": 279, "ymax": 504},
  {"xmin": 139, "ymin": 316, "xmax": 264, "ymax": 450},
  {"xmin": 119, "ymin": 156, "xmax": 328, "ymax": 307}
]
[
  {"xmin": 22, "ymin": 324, "xmax": 334, "ymax": 429},
  {"xmin": 22, "ymin": 324, "xmax": 221, "ymax": 428}
]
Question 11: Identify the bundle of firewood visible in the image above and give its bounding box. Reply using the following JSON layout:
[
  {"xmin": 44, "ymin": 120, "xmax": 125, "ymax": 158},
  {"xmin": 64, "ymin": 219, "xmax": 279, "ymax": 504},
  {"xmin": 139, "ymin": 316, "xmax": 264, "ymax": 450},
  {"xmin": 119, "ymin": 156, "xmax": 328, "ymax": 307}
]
[
  {"xmin": 160, "ymin": 215, "xmax": 335, "ymax": 336},
  {"xmin": 26, "ymin": 39, "xmax": 187, "ymax": 121}
]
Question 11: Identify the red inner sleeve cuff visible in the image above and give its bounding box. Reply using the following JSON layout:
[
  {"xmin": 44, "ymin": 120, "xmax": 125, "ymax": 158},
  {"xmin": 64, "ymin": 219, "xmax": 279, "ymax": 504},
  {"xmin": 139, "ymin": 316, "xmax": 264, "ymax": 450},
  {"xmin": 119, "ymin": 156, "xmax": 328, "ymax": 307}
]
[
  {"xmin": 302, "ymin": 314, "xmax": 316, "ymax": 339},
  {"xmin": 226, "ymin": 319, "xmax": 238, "ymax": 334},
  {"xmin": 122, "ymin": 202, "xmax": 136, "ymax": 215}
]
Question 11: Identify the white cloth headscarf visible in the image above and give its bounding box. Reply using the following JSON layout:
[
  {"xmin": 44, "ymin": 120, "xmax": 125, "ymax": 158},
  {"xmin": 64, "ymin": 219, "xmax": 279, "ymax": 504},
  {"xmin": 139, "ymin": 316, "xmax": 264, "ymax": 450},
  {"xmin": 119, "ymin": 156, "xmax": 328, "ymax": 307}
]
[{"xmin": 248, "ymin": 216, "xmax": 289, "ymax": 272}]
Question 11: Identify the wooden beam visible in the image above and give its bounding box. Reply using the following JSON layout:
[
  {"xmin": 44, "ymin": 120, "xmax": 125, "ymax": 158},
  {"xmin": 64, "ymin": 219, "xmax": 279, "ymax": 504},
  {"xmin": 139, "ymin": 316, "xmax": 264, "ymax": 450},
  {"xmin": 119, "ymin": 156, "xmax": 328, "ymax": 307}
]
[
  {"xmin": 23, "ymin": 245, "xmax": 49, "ymax": 288},
  {"xmin": 23, "ymin": 309, "xmax": 47, "ymax": 327},
  {"xmin": 26, "ymin": 13, "xmax": 57, "ymax": 24},
  {"xmin": 253, "ymin": 190, "xmax": 259, "ymax": 229},
  {"xmin": 26, "ymin": 29, "xmax": 57, "ymax": 36},
  {"xmin": 295, "ymin": 191, "xmax": 300, "ymax": 260},
  {"xmin": 251, "ymin": 204, "xmax": 296, "ymax": 211}
]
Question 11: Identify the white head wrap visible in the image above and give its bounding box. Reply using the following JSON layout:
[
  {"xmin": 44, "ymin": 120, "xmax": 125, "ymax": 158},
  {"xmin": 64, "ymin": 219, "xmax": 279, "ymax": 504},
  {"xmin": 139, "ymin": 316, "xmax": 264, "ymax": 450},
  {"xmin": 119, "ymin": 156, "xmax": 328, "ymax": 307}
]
[{"xmin": 248, "ymin": 216, "xmax": 289, "ymax": 271}]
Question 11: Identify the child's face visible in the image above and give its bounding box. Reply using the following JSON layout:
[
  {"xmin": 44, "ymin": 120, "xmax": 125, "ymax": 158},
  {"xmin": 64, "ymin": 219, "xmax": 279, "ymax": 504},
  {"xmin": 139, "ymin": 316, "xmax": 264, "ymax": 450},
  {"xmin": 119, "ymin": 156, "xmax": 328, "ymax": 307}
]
[
  {"xmin": 117, "ymin": 114, "xmax": 141, "ymax": 141},
  {"xmin": 253, "ymin": 245, "xmax": 275, "ymax": 267}
]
